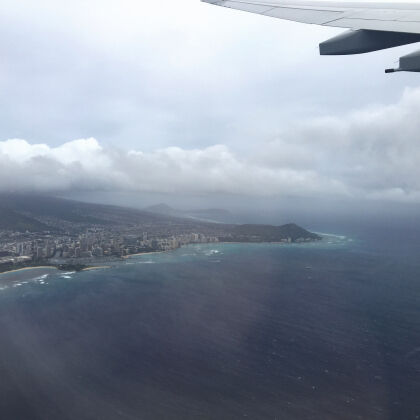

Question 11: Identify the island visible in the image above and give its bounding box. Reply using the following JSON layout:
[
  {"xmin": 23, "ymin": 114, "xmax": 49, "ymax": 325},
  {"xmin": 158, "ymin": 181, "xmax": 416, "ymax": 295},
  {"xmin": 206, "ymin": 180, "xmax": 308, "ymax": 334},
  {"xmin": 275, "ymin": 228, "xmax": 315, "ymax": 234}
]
[{"xmin": 0, "ymin": 194, "xmax": 322, "ymax": 275}]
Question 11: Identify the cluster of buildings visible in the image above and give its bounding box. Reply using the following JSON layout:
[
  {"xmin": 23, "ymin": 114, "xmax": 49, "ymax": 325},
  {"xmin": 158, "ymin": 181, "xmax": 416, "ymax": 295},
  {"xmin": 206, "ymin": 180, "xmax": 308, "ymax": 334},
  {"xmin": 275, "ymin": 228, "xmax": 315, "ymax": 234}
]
[{"xmin": 0, "ymin": 227, "xmax": 220, "ymax": 269}]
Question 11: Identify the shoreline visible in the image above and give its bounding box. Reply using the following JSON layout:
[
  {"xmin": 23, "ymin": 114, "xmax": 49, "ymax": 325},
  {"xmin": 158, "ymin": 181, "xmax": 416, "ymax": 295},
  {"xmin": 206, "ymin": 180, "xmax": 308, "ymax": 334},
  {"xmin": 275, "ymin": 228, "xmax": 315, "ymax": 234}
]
[
  {"xmin": 123, "ymin": 251, "xmax": 167, "ymax": 259},
  {"xmin": 124, "ymin": 241, "xmax": 320, "ymax": 259},
  {"xmin": 0, "ymin": 241, "xmax": 326, "ymax": 277},
  {"xmin": 216, "ymin": 240, "xmax": 319, "ymax": 245},
  {"xmin": 0, "ymin": 266, "xmax": 58, "ymax": 276},
  {"xmin": 82, "ymin": 266, "xmax": 111, "ymax": 272}
]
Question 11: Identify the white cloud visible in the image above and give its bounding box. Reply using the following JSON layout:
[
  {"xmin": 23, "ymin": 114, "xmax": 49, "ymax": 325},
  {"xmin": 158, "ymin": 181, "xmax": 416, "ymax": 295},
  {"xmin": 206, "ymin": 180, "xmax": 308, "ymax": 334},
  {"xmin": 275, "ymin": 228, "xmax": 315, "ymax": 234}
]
[
  {"xmin": 258, "ymin": 87, "xmax": 420, "ymax": 201},
  {"xmin": 2, "ymin": 87, "xmax": 420, "ymax": 202},
  {"xmin": 0, "ymin": 138, "xmax": 343, "ymax": 197}
]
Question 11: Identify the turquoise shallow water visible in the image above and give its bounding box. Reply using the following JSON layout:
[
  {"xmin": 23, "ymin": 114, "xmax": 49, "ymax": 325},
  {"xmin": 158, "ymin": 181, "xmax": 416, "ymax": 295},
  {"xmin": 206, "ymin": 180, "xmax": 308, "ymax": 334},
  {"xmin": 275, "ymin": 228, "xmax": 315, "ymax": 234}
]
[
  {"xmin": 0, "ymin": 235, "xmax": 419, "ymax": 419},
  {"xmin": 0, "ymin": 234, "xmax": 351, "ymax": 287}
]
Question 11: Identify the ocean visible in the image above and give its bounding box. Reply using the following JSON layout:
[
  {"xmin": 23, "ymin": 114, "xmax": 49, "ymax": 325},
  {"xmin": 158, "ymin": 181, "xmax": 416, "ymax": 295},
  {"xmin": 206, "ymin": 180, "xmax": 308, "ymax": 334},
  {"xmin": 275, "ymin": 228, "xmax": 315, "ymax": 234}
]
[{"xmin": 0, "ymin": 234, "xmax": 419, "ymax": 420}]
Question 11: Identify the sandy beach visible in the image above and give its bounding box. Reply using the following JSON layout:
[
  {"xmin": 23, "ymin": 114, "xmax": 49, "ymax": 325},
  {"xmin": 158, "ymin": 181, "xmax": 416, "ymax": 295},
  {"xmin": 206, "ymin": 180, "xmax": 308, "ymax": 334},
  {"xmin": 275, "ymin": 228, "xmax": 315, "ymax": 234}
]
[
  {"xmin": 0, "ymin": 266, "xmax": 58, "ymax": 276},
  {"xmin": 82, "ymin": 266, "xmax": 111, "ymax": 272},
  {"xmin": 123, "ymin": 251, "xmax": 166, "ymax": 259}
]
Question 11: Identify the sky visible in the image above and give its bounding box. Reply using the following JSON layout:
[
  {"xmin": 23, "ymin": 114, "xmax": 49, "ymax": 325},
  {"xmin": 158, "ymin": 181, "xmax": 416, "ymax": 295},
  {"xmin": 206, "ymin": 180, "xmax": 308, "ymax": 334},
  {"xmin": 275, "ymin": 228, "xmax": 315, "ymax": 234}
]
[{"xmin": 1, "ymin": 0, "xmax": 420, "ymax": 211}]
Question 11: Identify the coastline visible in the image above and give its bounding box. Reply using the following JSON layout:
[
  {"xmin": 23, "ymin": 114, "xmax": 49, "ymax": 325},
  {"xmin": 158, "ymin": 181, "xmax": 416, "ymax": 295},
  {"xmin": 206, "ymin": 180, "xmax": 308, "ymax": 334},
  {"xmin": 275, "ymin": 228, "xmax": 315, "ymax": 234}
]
[
  {"xmin": 82, "ymin": 266, "xmax": 111, "ymax": 271},
  {"xmin": 123, "ymin": 241, "xmax": 320, "ymax": 260},
  {"xmin": 0, "ymin": 266, "xmax": 58, "ymax": 276},
  {"xmin": 216, "ymin": 240, "xmax": 319, "ymax": 245},
  {"xmin": 0, "ymin": 240, "xmax": 325, "ymax": 277},
  {"xmin": 123, "ymin": 251, "xmax": 166, "ymax": 259}
]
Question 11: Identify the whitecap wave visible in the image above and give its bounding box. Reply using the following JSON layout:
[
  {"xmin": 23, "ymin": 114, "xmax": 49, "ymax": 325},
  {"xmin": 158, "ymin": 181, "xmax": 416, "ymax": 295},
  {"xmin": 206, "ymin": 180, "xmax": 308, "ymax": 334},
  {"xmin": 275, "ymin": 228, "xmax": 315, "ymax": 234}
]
[
  {"xmin": 34, "ymin": 274, "xmax": 49, "ymax": 281},
  {"xmin": 317, "ymin": 232, "xmax": 347, "ymax": 240},
  {"xmin": 205, "ymin": 249, "xmax": 222, "ymax": 256}
]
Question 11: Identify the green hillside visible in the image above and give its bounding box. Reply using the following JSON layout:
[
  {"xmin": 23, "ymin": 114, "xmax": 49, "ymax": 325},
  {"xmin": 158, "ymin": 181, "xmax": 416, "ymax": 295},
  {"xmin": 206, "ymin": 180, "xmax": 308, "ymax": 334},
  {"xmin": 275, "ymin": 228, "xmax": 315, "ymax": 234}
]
[
  {"xmin": 0, "ymin": 208, "xmax": 49, "ymax": 232},
  {"xmin": 226, "ymin": 223, "xmax": 321, "ymax": 242}
]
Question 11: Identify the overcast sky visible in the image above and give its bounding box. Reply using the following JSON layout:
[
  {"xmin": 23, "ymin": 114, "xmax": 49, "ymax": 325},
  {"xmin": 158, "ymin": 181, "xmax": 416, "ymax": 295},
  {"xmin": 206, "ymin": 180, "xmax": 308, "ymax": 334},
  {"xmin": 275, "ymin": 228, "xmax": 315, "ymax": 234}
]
[{"xmin": 1, "ymin": 0, "xmax": 420, "ymax": 206}]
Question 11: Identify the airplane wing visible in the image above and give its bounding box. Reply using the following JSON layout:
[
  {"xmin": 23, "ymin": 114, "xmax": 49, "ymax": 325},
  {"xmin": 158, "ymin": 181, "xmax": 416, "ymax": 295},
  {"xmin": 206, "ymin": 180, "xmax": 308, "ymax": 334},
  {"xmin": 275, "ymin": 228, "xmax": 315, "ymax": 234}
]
[
  {"xmin": 202, "ymin": 1, "xmax": 420, "ymax": 34},
  {"xmin": 201, "ymin": 1, "xmax": 420, "ymax": 73}
]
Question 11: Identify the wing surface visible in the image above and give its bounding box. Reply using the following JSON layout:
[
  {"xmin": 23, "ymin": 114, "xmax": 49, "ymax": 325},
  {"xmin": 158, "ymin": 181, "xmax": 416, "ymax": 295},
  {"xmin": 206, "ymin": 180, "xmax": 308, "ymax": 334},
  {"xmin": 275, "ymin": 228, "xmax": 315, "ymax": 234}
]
[{"xmin": 202, "ymin": 1, "xmax": 420, "ymax": 34}]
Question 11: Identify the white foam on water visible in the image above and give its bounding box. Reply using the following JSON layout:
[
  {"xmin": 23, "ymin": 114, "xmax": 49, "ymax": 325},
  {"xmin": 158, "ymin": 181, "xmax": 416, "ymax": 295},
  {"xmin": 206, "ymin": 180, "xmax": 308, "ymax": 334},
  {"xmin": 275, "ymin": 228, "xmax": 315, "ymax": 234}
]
[
  {"xmin": 34, "ymin": 274, "xmax": 49, "ymax": 282},
  {"xmin": 318, "ymin": 232, "xmax": 347, "ymax": 241},
  {"xmin": 205, "ymin": 249, "xmax": 222, "ymax": 256}
]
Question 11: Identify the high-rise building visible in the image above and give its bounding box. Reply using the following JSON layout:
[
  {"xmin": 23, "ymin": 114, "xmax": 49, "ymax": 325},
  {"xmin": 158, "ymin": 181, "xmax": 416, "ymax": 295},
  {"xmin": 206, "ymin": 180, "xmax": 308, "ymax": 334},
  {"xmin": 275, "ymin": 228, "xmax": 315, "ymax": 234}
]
[
  {"xmin": 36, "ymin": 247, "xmax": 44, "ymax": 259},
  {"xmin": 92, "ymin": 247, "xmax": 104, "ymax": 257}
]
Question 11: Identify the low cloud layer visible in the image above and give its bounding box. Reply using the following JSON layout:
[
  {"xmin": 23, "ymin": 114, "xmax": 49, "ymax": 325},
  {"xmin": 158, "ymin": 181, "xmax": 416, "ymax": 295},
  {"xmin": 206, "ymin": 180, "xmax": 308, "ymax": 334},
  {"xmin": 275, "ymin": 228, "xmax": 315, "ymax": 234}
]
[
  {"xmin": 1, "ymin": 88, "xmax": 420, "ymax": 203},
  {"xmin": 0, "ymin": 138, "xmax": 335, "ymax": 198}
]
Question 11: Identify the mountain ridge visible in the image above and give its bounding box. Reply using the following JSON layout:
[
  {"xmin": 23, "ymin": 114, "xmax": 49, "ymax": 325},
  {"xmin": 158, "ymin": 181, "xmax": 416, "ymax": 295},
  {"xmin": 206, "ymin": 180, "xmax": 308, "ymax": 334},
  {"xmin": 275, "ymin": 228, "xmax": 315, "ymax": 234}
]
[
  {"xmin": 0, "ymin": 194, "xmax": 321, "ymax": 243},
  {"xmin": 144, "ymin": 203, "xmax": 234, "ymax": 223}
]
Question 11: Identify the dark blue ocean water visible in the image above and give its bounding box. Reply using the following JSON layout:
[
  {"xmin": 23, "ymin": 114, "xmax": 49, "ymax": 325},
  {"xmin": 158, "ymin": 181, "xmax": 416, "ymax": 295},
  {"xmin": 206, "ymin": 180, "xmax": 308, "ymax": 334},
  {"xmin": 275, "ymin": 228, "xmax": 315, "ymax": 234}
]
[{"xmin": 0, "ymin": 234, "xmax": 420, "ymax": 420}]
